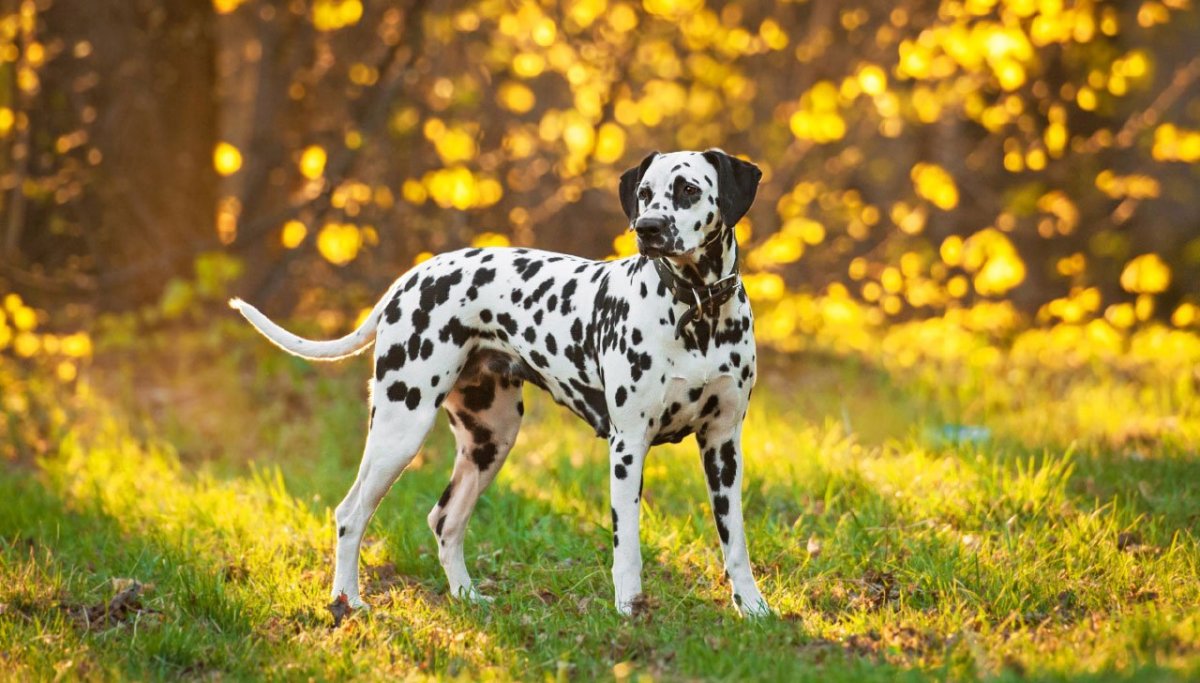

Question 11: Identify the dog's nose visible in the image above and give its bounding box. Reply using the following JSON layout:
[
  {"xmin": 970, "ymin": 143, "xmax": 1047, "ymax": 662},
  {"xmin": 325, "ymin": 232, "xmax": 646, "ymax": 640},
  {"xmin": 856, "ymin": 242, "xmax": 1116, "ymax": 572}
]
[{"xmin": 634, "ymin": 216, "xmax": 667, "ymax": 239}]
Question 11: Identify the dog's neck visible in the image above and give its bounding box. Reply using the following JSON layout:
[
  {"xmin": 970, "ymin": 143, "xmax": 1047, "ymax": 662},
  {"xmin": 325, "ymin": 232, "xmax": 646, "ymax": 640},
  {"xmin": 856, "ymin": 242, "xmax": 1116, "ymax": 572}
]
[{"xmin": 655, "ymin": 224, "xmax": 739, "ymax": 288}]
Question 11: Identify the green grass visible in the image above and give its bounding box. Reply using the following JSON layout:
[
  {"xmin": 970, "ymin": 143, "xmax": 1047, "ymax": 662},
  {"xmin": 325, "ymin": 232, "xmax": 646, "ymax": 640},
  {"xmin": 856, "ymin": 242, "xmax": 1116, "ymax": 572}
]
[{"xmin": 2, "ymin": 322, "xmax": 1199, "ymax": 681}]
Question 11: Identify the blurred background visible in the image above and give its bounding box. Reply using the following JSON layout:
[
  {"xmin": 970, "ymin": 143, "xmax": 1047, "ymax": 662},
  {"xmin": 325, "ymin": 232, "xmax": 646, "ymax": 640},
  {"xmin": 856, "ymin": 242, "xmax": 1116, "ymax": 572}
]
[{"xmin": 1, "ymin": 0, "xmax": 1199, "ymax": 356}]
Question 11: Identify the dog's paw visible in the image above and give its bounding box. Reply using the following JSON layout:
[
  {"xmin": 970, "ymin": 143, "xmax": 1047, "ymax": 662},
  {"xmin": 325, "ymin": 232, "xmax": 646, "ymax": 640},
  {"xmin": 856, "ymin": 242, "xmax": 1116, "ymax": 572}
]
[
  {"xmin": 614, "ymin": 593, "xmax": 652, "ymax": 617},
  {"xmin": 452, "ymin": 584, "xmax": 493, "ymax": 604},
  {"xmin": 734, "ymin": 592, "xmax": 773, "ymax": 619}
]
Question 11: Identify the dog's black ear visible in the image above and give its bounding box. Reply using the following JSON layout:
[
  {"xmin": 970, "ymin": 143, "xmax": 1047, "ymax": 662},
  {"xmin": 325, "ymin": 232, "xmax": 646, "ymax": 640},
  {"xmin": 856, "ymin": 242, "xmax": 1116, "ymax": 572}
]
[
  {"xmin": 702, "ymin": 149, "xmax": 762, "ymax": 227},
  {"xmin": 619, "ymin": 151, "xmax": 659, "ymax": 222}
]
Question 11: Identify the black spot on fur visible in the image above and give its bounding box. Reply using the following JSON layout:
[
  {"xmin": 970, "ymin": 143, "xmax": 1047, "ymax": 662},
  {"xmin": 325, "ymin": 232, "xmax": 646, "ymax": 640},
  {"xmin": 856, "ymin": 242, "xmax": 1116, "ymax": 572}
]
[
  {"xmin": 462, "ymin": 380, "xmax": 495, "ymax": 412},
  {"xmin": 376, "ymin": 344, "xmax": 406, "ymax": 381},
  {"xmin": 496, "ymin": 313, "xmax": 518, "ymax": 336},
  {"xmin": 719, "ymin": 440, "xmax": 738, "ymax": 488},
  {"xmin": 473, "ymin": 268, "xmax": 496, "ymax": 287},
  {"xmin": 405, "ymin": 386, "xmax": 422, "ymax": 410},
  {"xmin": 387, "ymin": 381, "xmax": 410, "ymax": 403}
]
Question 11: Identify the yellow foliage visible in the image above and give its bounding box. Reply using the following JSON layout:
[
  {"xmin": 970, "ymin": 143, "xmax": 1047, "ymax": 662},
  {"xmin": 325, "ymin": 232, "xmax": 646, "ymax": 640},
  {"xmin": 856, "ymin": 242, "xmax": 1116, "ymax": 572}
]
[
  {"xmin": 55, "ymin": 360, "xmax": 76, "ymax": 382},
  {"xmin": 1037, "ymin": 191, "xmax": 1079, "ymax": 234},
  {"xmin": 608, "ymin": 3, "xmax": 638, "ymax": 31},
  {"xmin": 1173, "ymin": 303, "xmax": 1198, "ymax": 327},
  {"xmin": 211, "ymin": 0, "xmax": 246, "ymax": 14},
  {"xmin": 789, "ymin": 80, "xmax": 847, "ymax": 143},
  {"xmin": 1056, "ymin": 252, "xmax": 1086, "ymax": 277},
  {"xmin": 471, "ymin": 232, "xmax": 511, "ymax": 248},
  {"xmin": 643, "ymin": 0, "xmax": 703, "ymax": 18},
  {"xmin": 562, "ymin": 114, "xmax": 595, "ymax": 156},
  {"xmin": 298, "ymin": 145, "xmax": 326, "ymax": 181},
  {"xmin": 748, "ymin": 232, "xmax": 804, "ymax": 270},
  {"xmin": 426, "ymin": 122, "xmax": 477, "ymax": 164},
  {"xmin": 513, "ymin": 52, "xmax": 547, "ymax": 78},
  {"xmin": 593, "ymin": 123, "xmax": 626, "ymax": 163},
  {"xmin": 857, "ymin": 64, "xmax": 888, "ymax": 96},
  {"xmin": 1095, "ymin": 170, "xmax": 1160, "ymax": 199},
  {"xmin": 316, "ymin": 223, "xmax": 362, "ymax": 266},
  {"xmin": 962, "ymin": 228, "xmax": 1025, "ymax": 296},
  {"xmin": 566, "ymin": 0, "xmax": 607, "ymax": 29},
  {"xmin": 611, "ymin": 231, "xmax": 637, "ymax": 258},
  {"xmin": 893, "ymin": 202, "xmax": 928, "ymax": 234},
  {"xmin": 1120, "ymin": 253, "xmax": 1171, "ymax": 294},
  {"xmin": 281, "ymin": 220, "xmax": 308, "ymax": 249},
  {"xmin": 14, "ymin": 332, "xmax": 39, "ymax": 357},
  {"xmin": 423, "ymin": 167, "xmax": 503, "ymax": 210},
  {"xmin": 60, "ymin": 332, "xmax": 92, "ymax": 358},
  {"xmin": 402, "ymin": 179, "xmax": 427, "ymax": 205},
  {"xmin": 312, "ymin": 0, "xmax": 363, "ymax": 31},
  {"xmin": 742, "ymin": 272, "xmax": 786, "ymax": 302},
  {"xmin": 911, "ymin": 163, "xmax": 958, "ymax": 210},
  {"xmin": 498, "ymin": 82, "xmax": 536, "ymax": 113},
  {"xmin": 1151, "ymin": 124, "xmax": 1200, "ymax": 162},
  {"xmin": 212, "ymin": 141, "xmax": 242, "ymax": 176}
]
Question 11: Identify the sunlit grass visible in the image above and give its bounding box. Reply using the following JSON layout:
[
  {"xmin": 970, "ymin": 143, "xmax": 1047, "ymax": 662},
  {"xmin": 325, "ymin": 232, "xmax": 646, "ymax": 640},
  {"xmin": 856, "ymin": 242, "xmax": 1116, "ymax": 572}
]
[{"xmin": 1, "ymin": 323, "xmax": 1199, "ymax": 680}]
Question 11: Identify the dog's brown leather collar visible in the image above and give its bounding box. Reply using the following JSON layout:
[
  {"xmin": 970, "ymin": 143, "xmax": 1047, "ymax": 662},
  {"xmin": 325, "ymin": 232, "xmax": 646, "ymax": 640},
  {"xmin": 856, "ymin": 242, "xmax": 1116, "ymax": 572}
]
[{"xmin": 652, "ymin": 260, "xmax": 742, "ymax": 339}]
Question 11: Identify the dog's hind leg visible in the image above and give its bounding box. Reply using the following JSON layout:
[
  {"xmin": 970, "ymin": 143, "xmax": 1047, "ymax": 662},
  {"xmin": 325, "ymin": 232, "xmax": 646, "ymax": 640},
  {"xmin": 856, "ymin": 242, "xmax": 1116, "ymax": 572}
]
[
  {"xmin": 330, "ymin": 394, "xmax": 439, "ymax": 609},
  {"xmin": 427, "ymin": 368, "xmax": 523, "ymax": 602}
]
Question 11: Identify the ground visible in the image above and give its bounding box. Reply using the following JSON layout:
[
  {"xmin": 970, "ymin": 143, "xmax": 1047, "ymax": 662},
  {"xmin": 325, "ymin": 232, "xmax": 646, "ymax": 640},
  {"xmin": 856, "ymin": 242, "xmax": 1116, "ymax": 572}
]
[{"xmin": 1, "ymin": 317, "xmax": 1198, "ymax": 681}]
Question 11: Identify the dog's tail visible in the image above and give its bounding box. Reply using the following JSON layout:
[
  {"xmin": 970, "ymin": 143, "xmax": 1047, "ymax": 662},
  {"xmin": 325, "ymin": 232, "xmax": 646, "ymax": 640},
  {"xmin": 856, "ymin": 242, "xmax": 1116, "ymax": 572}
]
[{"xmin": 229, "ymin": 288, "xmax": 393, "ymax": 361}]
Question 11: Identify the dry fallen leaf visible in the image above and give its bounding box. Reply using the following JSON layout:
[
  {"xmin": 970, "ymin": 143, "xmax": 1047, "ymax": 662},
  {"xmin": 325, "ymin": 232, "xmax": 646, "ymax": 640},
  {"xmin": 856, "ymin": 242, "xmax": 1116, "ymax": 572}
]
[
  {"xmin": 326, "ymin": 593, "xmax": 353, "ymax": 628},
  {"xmin": 75, "ymin": 578, "xmax": 159, "ymax": 631}
]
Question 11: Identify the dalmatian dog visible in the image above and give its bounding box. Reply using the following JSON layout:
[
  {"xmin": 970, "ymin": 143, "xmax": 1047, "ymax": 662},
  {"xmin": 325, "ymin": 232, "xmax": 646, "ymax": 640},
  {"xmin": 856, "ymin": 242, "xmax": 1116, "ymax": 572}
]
[{"xmin": 230, "ymin": 149, "xmax": 771, "ymax": 617}]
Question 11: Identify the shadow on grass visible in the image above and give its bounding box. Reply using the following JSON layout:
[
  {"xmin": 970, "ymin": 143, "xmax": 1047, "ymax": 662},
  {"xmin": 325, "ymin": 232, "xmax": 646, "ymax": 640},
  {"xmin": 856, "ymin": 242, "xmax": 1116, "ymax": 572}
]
[{"xmin": 0, "ymin": 472, "xmax": 270, "ymax": 679}]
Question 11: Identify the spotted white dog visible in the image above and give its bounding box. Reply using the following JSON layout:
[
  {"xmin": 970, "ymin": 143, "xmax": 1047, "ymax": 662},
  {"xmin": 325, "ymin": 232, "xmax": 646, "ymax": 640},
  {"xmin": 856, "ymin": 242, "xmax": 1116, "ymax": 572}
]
[{"xmin": 230, "ymin": 149, "xmax": 771, "ymax": 617}]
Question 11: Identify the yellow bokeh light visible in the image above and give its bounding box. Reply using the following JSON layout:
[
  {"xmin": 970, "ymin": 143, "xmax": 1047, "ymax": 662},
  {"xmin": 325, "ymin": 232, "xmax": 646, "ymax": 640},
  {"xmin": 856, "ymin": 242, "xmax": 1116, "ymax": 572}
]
[
  {"xmin": 857, "ymin": 64, "xmax": 888, "ymax": 96},
  {"xmin": 61, "ymin": 332, "xmax": 92, "ymax": 358},
  {"xmin": 312, "ymin": 0, "xmax": 363, "ymax": 31},
  {"xmin": 513, "ymin": 52, "xmax": 547, "ymax": 78},
  {"xmin": 1172, "ymin": 303, "xmax": 1198, "ymax": 327},
  {"xmin": 212, "ymin": 0, "xmax": 245, "ymax": 14},
  {"xmin": 299, "ymin": 145, "xmax": 327, "ymax": 180},
  {"xmin": 213, "ymin": 141, "xmax": 242, "ymax": 176},
  {"xmin": 431, "ymin": 126, "xmax": 478, "ymax": 164},
  {"xmin": 471, "ymin": 232, "xmax": 512, "ymax": 248},
  {"xmin": 911, "ymin": 163, "xmax": 959, "ymax": 210},
  {"xmin": 498, "ymin": 82, "xmax": 536, "ymax": 114},
  {"xmin": 316, "ymin": 223, "xmax": 362, "ymax": 266},
  {"xmin": 593, "ymin": 123, "xmax": 626, "ymax": 163},
  {"xmin": 1120, "ymin": 253, "xmax": 1171, "ymax": 294},
  {"xmin": 281, "ymin": 220, "xmax": 308, "ymax": 249}
]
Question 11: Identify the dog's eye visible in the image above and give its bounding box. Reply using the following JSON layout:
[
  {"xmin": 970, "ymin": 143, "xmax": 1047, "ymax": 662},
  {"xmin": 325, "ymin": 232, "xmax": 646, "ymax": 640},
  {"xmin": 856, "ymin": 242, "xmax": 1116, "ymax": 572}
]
[
  {"xmin": 684, "ymin": 184, "xmax": 700, "ymax": 196},
  {"xmin": 638, "ymin": 187, "xmax": 651, "ymax": 202}
]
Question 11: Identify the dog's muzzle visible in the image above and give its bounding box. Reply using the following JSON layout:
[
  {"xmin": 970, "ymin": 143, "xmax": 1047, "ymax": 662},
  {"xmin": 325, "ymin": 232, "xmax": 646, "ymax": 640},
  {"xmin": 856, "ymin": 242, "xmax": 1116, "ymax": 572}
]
[{"xmin": 634, "ymin": 216, "xmax": 668, "ymax": 240}]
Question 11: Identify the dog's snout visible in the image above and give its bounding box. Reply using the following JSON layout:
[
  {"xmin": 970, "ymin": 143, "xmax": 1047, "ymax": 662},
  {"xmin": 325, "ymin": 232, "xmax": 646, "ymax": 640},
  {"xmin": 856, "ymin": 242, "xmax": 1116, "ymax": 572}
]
[{"xmin": 634, "ymin": 216, "xmax": 668, "ymax": 239}]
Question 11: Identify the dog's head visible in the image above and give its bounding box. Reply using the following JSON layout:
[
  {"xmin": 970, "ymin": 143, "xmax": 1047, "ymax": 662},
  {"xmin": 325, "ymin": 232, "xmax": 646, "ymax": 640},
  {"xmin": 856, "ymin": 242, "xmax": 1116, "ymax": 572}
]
[{"xmin": 619, "ymin": 149, "xmax": 762, "ymax": 258}]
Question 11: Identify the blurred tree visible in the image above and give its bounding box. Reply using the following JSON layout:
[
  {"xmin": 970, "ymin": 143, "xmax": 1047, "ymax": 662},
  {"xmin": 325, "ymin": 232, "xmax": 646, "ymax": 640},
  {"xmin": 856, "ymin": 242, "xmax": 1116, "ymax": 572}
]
[{"xmin": 1, "ymin": 0, "xmax": 1198, "ymax": 338}]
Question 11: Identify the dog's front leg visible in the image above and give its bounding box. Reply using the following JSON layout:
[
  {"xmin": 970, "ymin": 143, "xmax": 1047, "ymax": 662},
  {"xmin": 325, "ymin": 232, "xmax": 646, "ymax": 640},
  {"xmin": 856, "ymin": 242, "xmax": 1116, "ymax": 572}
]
[
  {"xmin": 608, "ymin": 435, "xmax": 648, "ymax": 615},
  {"xmin": 697, "ymin": 424, "xmax": 772, "ymax": 617}
]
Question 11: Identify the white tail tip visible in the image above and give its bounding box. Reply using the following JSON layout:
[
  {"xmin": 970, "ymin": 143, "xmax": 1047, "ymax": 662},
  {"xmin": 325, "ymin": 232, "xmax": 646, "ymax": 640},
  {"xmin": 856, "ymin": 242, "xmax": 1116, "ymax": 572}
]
[{"xmin": 228, "ymin": 297, "xmax": 245, "ymax": 311}]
